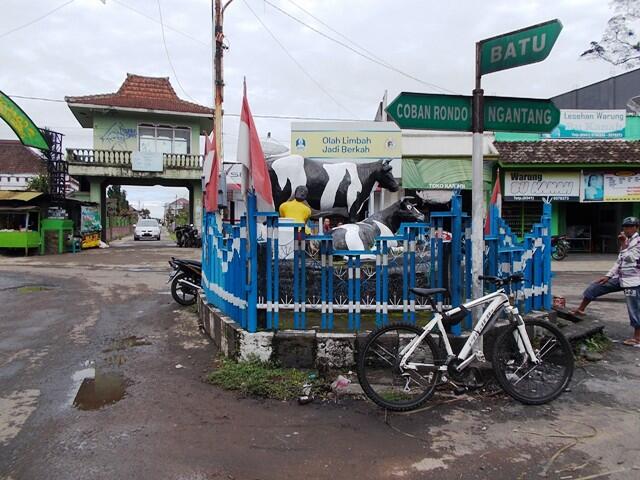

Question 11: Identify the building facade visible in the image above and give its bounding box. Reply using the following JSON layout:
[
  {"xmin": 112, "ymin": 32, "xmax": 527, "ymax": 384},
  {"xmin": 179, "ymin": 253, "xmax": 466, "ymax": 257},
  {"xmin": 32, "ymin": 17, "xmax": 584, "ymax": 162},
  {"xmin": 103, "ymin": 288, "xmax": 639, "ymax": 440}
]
[
  {"xmin": 65, "ymin": 74, "xmax": 212, "ymax": 239},
  {"xmin": 494, "ymin": 68, "xmax": 640, "ymax": 253}
]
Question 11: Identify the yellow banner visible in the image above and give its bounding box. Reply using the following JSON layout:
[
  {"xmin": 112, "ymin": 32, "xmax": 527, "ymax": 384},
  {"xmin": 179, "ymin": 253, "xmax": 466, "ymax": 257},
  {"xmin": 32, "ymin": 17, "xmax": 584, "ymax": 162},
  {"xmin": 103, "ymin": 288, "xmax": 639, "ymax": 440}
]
[{"xmin": 291, "ymin": 128, "xmax": 401, "ymax": 160}]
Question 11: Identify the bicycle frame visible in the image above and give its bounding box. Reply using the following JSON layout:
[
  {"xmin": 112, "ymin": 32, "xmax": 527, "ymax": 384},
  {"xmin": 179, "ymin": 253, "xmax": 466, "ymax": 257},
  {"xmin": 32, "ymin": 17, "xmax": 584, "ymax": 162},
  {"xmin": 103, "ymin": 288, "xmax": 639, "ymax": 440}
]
[{"xmin": 399, "ymin": 289, "xmax": 540, "ymax": 374}]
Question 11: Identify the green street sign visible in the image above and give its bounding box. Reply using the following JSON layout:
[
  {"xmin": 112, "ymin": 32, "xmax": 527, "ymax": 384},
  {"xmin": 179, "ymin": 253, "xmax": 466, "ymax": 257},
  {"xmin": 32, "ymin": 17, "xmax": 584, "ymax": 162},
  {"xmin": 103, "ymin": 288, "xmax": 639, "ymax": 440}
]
[
  {"xmin": 484, "ymin": 96, "xmax": 560, "ymax": 133},
  {"xmin": 0, "ymin": 91, "xmax": 49, "ymax": 150},
  {"xmin": 385, "ymin": 92, "xmax": 472, "ymax": 131},
  {"xmin": 479, "ymin": 19, "xmax": 562, "ymax": 75}
]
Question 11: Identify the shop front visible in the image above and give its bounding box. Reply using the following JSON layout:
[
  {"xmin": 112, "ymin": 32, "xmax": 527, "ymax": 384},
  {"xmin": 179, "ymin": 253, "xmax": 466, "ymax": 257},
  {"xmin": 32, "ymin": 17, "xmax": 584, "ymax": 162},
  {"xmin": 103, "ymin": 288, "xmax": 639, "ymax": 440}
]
[
  {"xmin": 496, "ymin": 141, "xmax": 640, "ymax": 253},
  {"xmin": 401, "ymin": 157, "xmax": 494, "ymax": 211}
]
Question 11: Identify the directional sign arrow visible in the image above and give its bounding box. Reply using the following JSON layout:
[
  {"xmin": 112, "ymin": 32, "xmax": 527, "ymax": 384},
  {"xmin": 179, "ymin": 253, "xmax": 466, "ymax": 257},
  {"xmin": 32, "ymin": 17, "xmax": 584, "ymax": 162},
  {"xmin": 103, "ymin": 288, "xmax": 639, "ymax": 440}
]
[
  {"xmin": 484, "ymin": 96, "xmax": 560, "ymax": 133},
  {"xmin": 385, "ymin": 92, "xmax": 472, "ymax": 131},
  {"xmin": 386, "ymin": 92, "xmax": 560, "ymax": 133},
  {"xmin": 479, "ymin": 19, "xmax": 563, "ymax": 75}
]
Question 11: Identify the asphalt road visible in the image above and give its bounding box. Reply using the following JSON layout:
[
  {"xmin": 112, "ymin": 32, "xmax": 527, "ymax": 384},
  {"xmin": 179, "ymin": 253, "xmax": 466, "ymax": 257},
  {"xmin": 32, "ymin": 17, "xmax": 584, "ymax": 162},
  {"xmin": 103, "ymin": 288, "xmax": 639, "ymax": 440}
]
[{"xmin": 1, "ymin": 242, "xmax": 639, "ymax": 480}]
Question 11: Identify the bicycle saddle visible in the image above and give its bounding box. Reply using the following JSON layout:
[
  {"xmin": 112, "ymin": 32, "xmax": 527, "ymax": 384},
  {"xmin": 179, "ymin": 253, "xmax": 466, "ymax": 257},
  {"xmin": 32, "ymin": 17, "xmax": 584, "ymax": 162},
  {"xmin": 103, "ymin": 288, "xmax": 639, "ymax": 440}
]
[{"xmin": 410, "ymin": 287, "xmax": 448, "ymax": 298}]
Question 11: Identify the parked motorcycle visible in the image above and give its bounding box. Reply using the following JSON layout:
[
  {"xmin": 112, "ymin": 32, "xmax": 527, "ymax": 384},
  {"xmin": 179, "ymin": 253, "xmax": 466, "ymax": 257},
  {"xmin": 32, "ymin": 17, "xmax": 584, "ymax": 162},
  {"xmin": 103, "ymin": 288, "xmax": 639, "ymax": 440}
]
[
  {"xmin": 168, "ymin": 257, "xmax": 202, "ymax": 305},
  {"xmin": 551, "ymin": 235, "xmax": 570, "ymax": 261},
  {"xmin": 174, "ymin": 225, "xmax": 187, "ymax": 247},
  {"xmin": 174, "ymin": 224, "xmax": 201, "ymax": 248}
]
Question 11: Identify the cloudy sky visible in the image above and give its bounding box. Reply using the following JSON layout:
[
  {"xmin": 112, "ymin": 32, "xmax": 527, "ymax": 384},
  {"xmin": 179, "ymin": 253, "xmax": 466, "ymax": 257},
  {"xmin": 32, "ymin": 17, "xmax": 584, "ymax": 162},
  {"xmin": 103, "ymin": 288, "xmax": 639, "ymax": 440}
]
[{"xmin": 0, "ymin": 0, "xmax": 625, "ymax": 217}]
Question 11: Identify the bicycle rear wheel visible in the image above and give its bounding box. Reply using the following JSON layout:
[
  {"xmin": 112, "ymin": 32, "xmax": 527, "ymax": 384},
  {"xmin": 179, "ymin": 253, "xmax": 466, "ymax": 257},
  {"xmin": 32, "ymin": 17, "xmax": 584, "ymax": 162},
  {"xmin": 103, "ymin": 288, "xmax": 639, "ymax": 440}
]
[
  {"xmin": 357, "ymin": 323, "xmax": 443, "ymax": 411},
  {"xmin": 492, "ymin": 319, "xmax": 574, "ymax": 405}
]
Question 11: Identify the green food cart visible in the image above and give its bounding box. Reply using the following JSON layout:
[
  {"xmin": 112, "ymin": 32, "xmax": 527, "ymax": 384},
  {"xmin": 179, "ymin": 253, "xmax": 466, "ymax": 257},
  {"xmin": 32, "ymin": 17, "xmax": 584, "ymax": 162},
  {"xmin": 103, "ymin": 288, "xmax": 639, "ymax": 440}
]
[
  {"xmin": 40, "ymin": 217, "xmax": 75, "ymax": 254},
  {"xmin": 0, "ymin": 206, "xmax": 42, "ymax": 255}
]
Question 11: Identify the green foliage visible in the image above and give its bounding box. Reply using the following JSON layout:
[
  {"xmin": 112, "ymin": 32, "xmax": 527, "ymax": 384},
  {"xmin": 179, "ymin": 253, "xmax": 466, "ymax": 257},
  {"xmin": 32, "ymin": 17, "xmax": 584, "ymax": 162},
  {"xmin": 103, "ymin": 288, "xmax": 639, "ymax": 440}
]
[
  {"xmin": 207, "ymin": 358, "xmax": 309, "ymax": 400},
  {"xmin": 577, "ymin": 333, "xmax": 612, "ymax": 354},
  {"xmin": 26, "ymin": 174, "xmax": 49, "ymax": 193},
  {"xmin": 106, "ymin": 185, "xmax": 130, "ymax": 215}
]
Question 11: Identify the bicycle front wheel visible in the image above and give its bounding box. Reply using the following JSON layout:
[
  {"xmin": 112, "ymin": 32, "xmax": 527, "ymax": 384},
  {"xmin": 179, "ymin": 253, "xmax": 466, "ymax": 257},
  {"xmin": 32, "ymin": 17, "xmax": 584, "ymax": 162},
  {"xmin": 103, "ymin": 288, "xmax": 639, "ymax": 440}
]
[
  {"xmin": 492, "ymin": 319, "xmax": 574, "ymax": 405},
  {"xmin": 357, "ymin": 323, "xmax": 443, "ymax": 411}
]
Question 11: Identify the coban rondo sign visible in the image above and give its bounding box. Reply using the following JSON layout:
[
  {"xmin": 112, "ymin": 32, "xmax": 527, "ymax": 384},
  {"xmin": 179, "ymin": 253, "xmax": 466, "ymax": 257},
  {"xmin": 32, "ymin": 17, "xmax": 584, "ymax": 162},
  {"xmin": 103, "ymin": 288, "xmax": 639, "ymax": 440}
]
[{"xmin": 386, "ymin": 92, "xmax": 559, "ymax": 133}]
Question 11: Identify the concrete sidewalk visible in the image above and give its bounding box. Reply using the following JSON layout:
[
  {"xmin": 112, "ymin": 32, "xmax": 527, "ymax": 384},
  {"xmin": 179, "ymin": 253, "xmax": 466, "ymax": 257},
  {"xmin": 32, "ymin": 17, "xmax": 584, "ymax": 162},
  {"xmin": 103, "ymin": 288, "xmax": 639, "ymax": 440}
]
[{"xmin": 552, "ymin": 253, "xmax": 617, "ymax": 272}]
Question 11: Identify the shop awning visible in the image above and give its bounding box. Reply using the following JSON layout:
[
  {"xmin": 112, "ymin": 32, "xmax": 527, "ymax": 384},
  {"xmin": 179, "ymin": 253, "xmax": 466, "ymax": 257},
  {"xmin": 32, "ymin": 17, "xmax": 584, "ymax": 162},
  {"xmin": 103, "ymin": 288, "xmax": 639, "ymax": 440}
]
[
  {"xmin": 402, "ymin": 158, "xmax": 493, "ymax": 190},
  {"xmin": 0, "ymin": 191, "xmax": 43, "ymax": 201}
]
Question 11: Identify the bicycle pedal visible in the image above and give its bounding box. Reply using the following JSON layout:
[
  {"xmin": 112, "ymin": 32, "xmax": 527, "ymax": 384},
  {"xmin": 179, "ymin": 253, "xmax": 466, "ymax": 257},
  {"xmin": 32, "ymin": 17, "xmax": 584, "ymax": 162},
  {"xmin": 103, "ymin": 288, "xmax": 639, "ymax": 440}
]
[{"xmin": 453, "ymin": 386, "xmax": 467, "ymax": 395}]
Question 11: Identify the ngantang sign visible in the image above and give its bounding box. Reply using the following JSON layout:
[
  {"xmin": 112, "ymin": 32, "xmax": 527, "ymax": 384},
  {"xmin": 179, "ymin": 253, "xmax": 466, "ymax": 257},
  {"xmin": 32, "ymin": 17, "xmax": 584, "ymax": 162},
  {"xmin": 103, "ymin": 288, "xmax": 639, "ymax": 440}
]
[{"xmin": 504, "ymin": 171, "xmax": 580, "ymax": 201}]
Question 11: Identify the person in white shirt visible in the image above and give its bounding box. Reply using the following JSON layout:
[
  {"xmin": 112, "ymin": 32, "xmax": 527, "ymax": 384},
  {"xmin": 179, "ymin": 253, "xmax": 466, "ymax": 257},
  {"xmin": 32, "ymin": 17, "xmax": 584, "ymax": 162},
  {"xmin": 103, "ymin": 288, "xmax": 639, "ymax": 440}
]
[{"xmin": 598, "ymin": 217, "xmax": 640, "ymax": 346}]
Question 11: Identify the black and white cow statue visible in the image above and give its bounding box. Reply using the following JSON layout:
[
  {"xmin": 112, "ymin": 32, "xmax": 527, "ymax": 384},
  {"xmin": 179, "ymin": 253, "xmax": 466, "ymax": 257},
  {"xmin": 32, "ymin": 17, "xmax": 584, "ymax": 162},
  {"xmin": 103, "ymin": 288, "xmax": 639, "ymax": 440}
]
[
  {"xmin": 331, "ymin": 198, "xmax": 425, "ymax": 252},
  {"xmin": 268, "ymin": 155, "xmax": 399, "ymax": 222}
]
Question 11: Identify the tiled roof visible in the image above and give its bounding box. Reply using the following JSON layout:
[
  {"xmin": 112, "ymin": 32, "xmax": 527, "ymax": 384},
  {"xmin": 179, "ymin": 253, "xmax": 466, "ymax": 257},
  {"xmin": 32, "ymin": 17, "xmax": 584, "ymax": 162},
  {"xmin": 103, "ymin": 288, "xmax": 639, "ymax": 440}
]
[
  {"xmin": 495, "ymin": 140, "xmax": 640, "ymax": 165},
  {"xmin": 0, "ymin": 140, "xmax": 46, "ymax": 174},
  {"xmin": 65, "ymin": 74, "xmax": 212, "ymax": 115}
]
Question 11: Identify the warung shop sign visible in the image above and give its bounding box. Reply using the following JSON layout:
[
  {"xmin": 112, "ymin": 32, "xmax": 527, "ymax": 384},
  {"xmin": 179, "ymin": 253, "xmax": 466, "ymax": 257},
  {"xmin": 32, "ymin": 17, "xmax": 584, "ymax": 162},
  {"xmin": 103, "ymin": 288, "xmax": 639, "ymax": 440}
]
[
  {"xmin": 542, "ymin": 109, "xmax": 626, "ymax": 139},
  {"xmin": 504, "ymin": 171, "xmax": 580, "ymax": 201}
]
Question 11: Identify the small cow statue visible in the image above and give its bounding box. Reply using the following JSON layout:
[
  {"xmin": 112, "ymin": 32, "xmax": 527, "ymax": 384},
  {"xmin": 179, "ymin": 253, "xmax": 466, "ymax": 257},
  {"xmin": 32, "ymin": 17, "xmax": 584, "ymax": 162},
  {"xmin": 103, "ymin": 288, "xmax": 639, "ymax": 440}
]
[
  {"xmin": 268, "ymin": 155, "xmax": 399, "ymax": 222},
  {"xmin": 331, "ymin": 198, "xmax": 425, "ymax": 252}
]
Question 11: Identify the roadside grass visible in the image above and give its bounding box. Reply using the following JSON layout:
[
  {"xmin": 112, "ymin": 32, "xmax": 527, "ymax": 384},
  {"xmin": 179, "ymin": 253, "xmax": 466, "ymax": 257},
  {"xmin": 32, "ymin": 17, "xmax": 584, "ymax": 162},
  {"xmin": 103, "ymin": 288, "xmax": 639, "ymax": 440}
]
[
  {"xmin": 17, "ymin": 285, "xmax": 52, "ymax": 294},
  {"xmin": 207, "ymin": 358, "xmax": 313, "ymax": 400},
  {"xmin": 576, "ymin": 332, "xmax": 612, "ymax": 354}
]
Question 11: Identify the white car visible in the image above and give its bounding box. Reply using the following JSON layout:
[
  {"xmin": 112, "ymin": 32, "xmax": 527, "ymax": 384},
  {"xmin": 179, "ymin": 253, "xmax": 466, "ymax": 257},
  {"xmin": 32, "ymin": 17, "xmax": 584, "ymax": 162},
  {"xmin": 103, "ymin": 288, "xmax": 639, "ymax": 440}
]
[{"xmin": 134, "ymin": 219, "xmax": 161, "ymax": 241}]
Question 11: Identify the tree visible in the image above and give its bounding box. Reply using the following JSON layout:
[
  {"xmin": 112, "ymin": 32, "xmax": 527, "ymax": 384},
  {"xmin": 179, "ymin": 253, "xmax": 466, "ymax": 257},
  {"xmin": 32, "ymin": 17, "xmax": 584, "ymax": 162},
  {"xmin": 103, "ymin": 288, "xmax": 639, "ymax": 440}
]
[
  {"xmin": 139, "ymin": 208, "xmax": 151, "ymax": 219},
  {"xmin": 26, "ymin": 174, "xmax": 49, "ymax": 193},
  {"xmin": 582, "ymin": 0, "xmax": 640, "ymax": 68},
  {"xmin": 106, "ymin": 185, "xmax": 130, "ymax": 215}
]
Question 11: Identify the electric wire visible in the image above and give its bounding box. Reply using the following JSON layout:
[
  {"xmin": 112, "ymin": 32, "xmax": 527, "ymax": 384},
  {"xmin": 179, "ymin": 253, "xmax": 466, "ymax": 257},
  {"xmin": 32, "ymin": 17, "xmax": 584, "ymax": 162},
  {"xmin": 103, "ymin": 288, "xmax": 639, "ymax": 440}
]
[
  {"xmin": 111, "ymin": 0, "xmax": 209, "ymax": 47},
  {"xmin": 285, "ymin": 0, "xmax": 392, "ymax": 69},
  {"xmin": 156, "ymin": 0, "xmax": 199, "ymax": 103},
  {"xmin": 262, "ymin": 0, "xmax": 459, "ymax": 94},
  {"xmin": 0, "ymin": 0, "xmax": 75, "ymax": 40},
  {"xmin": 6, "ymin": 94, "xmax": 364, "ymax": 121},
  {"xmin": 241, "ymin": 0, "xmax": 356, "ymax": 118}
]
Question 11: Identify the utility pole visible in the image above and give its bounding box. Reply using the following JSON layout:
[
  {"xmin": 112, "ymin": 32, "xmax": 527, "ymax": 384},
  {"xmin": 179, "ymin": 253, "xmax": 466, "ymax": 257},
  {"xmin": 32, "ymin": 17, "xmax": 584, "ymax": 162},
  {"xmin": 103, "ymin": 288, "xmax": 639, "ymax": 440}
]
[
  {"xmin": 213, "ymin": 0, "xmax": 235, "ymax": 209},
  {"xmin": 471, "ymin": 41, "xmax": 485, "ymax": 331}
]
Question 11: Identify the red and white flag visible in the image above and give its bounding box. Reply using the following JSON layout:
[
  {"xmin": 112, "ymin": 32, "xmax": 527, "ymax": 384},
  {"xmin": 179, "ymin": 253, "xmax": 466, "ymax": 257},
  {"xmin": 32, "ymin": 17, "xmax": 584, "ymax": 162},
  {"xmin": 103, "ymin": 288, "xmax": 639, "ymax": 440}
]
[
  {"xmin": 236, "ymin": 79, "xmax": 274, "ymax": 211},
  {"xmin": 203, "ymin": 130, "xmax": 219, "ymax": 212},
  {"xmin": 484, "ymin": 171, "xmax": 502, "ymax": 235}
]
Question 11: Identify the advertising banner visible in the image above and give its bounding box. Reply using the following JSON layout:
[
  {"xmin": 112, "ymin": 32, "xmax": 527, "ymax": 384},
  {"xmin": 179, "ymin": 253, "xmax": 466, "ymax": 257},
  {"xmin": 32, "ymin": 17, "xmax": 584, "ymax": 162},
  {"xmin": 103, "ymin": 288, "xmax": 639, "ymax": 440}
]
[
  {"xmin": 504, "ymin": 171, "xmax": 580, "ymax": 201},
  {"xmin": 542, "ymin": 109, "xmax": 626, "ymax": 139},
  {"xmin": 582, "ymin": 171, "xmax": 640, "ymax": 202},
  {"xmin": 291, "ymin": 121, "xmax": 402, "ymax": 176},
  {"xmin": 80, "ymin": 206, "xmax": 102, "ymax": 233}
]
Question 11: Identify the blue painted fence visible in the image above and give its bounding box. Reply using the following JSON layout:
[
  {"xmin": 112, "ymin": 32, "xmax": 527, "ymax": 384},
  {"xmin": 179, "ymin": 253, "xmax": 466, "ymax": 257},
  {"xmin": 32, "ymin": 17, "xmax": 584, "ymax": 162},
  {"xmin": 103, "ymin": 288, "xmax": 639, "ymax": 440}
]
[{"xmin": 202, "ymin": 192, "xmax": 552, "ymax": 333}]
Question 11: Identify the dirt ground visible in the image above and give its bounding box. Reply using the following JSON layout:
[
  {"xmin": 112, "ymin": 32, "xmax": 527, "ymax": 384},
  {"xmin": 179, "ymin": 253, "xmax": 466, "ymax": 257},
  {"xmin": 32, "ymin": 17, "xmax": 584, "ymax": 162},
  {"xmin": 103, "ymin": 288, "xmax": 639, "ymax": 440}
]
[{"xmin": 1, "ymin": 243, "xmax": 639, "ymax": 480}]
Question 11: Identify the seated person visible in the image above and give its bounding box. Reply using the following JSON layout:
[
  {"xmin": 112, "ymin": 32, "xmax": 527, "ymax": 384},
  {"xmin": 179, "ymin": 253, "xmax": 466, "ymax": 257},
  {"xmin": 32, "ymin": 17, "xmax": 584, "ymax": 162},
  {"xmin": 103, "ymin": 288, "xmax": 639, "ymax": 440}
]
[{"xmin": 279, "ymin": 186, "xmax": 311, "ymax": 234}]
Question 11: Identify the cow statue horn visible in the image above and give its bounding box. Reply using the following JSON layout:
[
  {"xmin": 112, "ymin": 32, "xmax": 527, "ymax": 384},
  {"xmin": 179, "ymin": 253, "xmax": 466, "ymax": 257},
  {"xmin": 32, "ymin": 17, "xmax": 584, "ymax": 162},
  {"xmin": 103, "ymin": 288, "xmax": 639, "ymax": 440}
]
[
  {"xmin": 382, "ymin": 158, "xmax": 393, "ymax": 171},
  {"xmin": 400, "ymin": 196, "xmax": 417, "ymax": 204}
]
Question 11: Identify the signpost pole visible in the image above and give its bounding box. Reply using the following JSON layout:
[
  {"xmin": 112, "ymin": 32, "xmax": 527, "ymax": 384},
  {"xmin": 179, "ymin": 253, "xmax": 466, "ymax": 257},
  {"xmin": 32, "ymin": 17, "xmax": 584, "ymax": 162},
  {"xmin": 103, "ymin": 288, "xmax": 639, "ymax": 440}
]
[{"xmin": 471, "ymin": 42, "xmax": 485, "ymax": 332}]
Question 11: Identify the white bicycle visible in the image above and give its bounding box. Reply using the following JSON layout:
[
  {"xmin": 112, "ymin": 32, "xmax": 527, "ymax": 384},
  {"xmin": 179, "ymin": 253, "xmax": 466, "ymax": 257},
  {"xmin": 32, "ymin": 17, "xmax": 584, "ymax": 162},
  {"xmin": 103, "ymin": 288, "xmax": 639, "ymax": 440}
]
[{"xmin": 357, "ymin": 274, "xmax": 574, "ymax": 411}]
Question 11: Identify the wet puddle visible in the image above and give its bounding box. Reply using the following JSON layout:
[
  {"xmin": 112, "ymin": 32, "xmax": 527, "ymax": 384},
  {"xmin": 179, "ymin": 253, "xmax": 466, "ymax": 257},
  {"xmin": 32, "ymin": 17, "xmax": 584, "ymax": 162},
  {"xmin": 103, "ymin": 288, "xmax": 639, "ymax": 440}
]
[
  {"xmin": 102, "ymin": 336, "xmax": 151, "ymax": 353},
  {"xmin": 73, "ymin": 372, "xmax": 129, "ymax": 410}
]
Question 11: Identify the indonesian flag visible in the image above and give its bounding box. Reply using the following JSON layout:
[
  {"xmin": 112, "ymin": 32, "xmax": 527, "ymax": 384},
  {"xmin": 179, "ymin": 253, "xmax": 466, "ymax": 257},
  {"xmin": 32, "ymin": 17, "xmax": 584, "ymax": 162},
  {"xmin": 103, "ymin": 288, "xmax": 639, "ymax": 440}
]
[
  {"xmin": 484, "ymin": 171, "xmax": 502, "ymax": 235},
  {"xmin": 236, "ymin": 79, "xmax": 274, "ymax": 211},
  {"xmin": 203, "ymin": 130, "xmax": 219, "ymax": 212}
]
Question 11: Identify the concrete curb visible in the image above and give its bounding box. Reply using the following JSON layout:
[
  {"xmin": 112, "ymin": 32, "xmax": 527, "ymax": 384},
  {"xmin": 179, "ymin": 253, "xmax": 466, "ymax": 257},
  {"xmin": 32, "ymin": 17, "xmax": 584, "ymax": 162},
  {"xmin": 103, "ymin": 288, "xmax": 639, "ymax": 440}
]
[{"xmin": 199, "ymin": 294, "xmax": 558, "ymax": 368}]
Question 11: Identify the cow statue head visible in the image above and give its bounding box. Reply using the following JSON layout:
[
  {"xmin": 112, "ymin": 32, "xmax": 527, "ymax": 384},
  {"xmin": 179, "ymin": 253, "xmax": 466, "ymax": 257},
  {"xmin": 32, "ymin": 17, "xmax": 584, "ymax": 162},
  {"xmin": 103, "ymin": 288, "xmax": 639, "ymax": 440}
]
[
  {"xmin": 375, "ymin": 159, "xmax": 400, "ymax": 193},
  {"xmin": 396, "ymin": 197, "xmax": 426, "ymax": 224}
]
